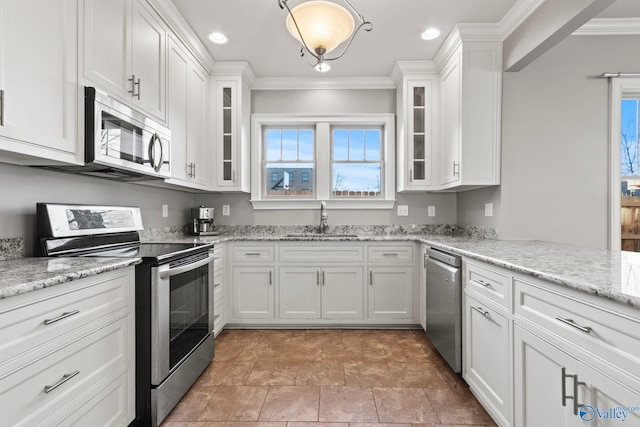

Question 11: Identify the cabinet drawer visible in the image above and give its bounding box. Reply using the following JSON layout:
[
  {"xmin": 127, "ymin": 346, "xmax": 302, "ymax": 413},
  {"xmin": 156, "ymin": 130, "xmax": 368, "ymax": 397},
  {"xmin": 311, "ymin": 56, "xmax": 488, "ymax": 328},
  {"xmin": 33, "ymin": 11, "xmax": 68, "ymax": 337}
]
[
  {"xmin": 213, "ymin": 280, "xmax": 224, "ymax": 304},
  {"xmin": 0, "ymin": 317, "xmax": 130, "ymax": 427},
  {"xmin": 464, "ymin": 261, "xmax": 509, "ymax": 309},
  {"xmin": 0, "ymin": 270, "xmax": 131, "ymax": 368},
  {"xmin": 213, "ymin": 297, "xmax": 224, "ymax": 336},
  {"xmin": 514, "ymin": 278, "xmax": 640, "ymax": 374},
  {"xmin": 279, "ymin": 244, "xmax": 364, "ymax": 263},
  {"xmin": 367, "ymin": 245, "xmax": 414, "ymax": 263},
  {"xmin": 232, "ymin": 245, "xmax": 275, "ymax": 262}
]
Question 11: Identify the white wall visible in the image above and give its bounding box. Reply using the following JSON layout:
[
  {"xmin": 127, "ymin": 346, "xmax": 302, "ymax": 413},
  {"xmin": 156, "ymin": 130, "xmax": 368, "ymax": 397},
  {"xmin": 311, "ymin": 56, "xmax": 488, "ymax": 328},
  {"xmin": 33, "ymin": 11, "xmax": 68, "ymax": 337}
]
[
  {"xmin": 0, "ymin": 163, "xmax": 194, "ymax": 255},
  {"xmin": 497, "ymin": 34, "xmax": 640, "ymax": 248}
]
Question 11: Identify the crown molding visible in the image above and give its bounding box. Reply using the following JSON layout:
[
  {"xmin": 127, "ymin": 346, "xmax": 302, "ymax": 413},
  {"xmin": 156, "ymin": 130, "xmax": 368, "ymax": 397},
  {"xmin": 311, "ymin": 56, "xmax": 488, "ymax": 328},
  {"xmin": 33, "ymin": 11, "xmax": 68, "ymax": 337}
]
[
  {"xmin": 252, "ymin": 76, "xmax": 397, "ymax": 91},
  {"xmin": 390, "ymin": 61, "xmax": 438, "ymax": 86},
  {"xmin": 212, "ymin": 61, "xmax": 256, "ymax": 87},
  {"xmin": 574, "ymin": 18, "xmax": 640, "ymax": 36},
  {"xmin": 147, "ymin": 0, "xmax": 216, "ymax": 72}
]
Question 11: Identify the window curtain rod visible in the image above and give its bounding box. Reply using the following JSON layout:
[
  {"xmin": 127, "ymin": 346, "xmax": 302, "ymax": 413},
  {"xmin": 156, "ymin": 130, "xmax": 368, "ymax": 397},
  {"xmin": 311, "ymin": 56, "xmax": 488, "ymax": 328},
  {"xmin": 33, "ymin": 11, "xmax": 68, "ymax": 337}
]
[{"xmin": 602, "ymin": 73, "xmax": 640, "ymax": 78}]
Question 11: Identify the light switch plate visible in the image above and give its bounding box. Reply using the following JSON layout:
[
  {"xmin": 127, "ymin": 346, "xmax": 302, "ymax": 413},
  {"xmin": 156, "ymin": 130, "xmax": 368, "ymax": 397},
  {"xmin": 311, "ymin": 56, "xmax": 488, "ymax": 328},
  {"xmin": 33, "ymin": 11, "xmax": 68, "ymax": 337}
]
[
  {"xmin": 397, "ymin": 205, "xmax": 409, "ymax": 216},
  {"xmin": 485, "ymin": 203, "xmax": 493, "ymax": 217},
  {"xmin": 222, "ymin": 205, "xmax": 230, "ymax": 216},
  {"xmin": 428, "ymin": 206, "xmax": 436, "ymax": 217},
  {"xmin": 162, "ymin": 204, "xmax": 168, "ymax": 218}
]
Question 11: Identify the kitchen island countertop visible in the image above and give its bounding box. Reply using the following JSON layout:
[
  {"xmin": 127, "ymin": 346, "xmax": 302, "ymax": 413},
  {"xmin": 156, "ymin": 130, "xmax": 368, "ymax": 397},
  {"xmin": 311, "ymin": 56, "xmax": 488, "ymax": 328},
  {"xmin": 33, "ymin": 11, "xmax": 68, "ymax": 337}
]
[{"xmin": 0, "ymin": 257, "xmax": 141, "ymax": 299}]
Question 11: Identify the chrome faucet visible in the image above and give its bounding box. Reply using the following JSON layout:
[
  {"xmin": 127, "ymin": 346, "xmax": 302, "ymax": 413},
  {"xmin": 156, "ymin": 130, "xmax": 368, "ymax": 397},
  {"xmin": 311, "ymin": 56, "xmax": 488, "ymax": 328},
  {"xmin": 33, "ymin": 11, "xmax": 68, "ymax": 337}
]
[{"xmin": 319, "ymin": 201, "xmax": 328, "ymax": 234}]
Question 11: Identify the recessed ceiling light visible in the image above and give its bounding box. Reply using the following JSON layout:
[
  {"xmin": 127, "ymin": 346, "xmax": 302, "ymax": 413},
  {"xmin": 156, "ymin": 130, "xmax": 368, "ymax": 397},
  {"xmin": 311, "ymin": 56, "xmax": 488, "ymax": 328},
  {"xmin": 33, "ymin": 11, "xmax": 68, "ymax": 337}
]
[
  {"xmin": 208, "ymin": 32, "xmax": 228, "ymax": 44},
  {"xmin": 421, "ymin": 28, "xmax": 441, "ymax": 41}
]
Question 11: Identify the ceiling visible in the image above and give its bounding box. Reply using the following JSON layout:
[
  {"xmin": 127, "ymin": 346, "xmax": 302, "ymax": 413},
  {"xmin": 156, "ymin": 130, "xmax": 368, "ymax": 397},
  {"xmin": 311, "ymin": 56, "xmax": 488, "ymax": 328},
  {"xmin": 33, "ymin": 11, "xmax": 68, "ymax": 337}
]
[{"xmin": 171, "ymin": 0, "xmax": 640, "ymax": 79}]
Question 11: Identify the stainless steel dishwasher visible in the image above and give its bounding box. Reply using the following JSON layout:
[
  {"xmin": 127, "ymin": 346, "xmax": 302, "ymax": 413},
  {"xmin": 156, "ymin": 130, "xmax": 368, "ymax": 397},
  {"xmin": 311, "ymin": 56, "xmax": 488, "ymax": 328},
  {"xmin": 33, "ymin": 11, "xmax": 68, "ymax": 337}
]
[{"xmin": 426, "ymin": 247, "xmax": 462, "ymax": 373}]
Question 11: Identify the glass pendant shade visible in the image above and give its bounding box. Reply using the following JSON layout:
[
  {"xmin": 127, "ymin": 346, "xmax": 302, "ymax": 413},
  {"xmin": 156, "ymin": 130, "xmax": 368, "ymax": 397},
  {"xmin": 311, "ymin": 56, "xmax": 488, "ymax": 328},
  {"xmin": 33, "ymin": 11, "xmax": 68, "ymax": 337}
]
[{"xmin": 285, "ymin": 1, "xmax": 355, "ymax": 55}]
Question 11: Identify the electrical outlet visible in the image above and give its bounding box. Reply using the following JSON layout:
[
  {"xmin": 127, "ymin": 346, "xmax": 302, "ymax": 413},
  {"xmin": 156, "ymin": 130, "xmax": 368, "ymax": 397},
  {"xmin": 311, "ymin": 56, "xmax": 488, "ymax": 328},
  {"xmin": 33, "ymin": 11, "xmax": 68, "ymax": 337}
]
[
  {"xmin": 397, "ymin": 205, "xmax": 409, "ymax": 216},
  {"xmin": 222, "ymin": 205, "xmax": 230, "ymax": 216},
  {"xmin": 485, "ymin": 203, "xmax": 494, "ymax": 217},
  {"xmin": 428, "ymin": 206, "xmax": 436, "ymax": 217},
  {"xmin": 162, "ymin": 204, "xmax": 168, "ymax": 218}
]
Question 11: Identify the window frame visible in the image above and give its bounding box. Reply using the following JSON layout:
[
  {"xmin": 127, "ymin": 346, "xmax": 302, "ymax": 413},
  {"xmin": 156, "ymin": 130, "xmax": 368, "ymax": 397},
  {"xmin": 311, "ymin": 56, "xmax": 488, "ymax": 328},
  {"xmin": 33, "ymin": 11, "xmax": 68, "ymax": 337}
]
[
  {"xmin": 610, "ymin": 78, "xmax": 640, "ymax": 251},
  {"xmin": 251, "ymin": 114, "xmax": 396, "ymax": 210}
]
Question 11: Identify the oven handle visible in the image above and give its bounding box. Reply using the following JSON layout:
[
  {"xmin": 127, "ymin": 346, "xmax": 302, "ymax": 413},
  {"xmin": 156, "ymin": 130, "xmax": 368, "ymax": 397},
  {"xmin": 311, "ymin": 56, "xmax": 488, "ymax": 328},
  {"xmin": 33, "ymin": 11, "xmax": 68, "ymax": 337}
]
[{"xmin": 159, "ymin": 253, "xmax": 215, "ymax": 279}]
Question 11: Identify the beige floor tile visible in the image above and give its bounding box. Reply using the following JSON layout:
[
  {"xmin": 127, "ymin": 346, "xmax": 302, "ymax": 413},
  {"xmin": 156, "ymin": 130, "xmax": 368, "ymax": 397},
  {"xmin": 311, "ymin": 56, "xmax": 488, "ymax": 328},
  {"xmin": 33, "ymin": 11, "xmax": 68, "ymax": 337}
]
[
  {"xmin": 349, "ymin": 423, "xmax": 410, "ymax": 427},
  {"xmin": 278, "ymin": 341, "xmax": 324, "ymax": 362},
  {"xmin": 258, "ymin": 385, "xmax": 320, "ymax": 422},
  {"xmin": 161, "ymin": 422, "xmax": 227, "ymax": 427},
  {"xmin": 198, "ymin": 386, "xmax": 268, "ymax": 422},
  {"xmin": 362, "ymin": 342, "xmax": 408, "ymax": 362},
  {"xmin": 164, "ymin": 386, "xmax": 216, "ymax": 422},
  {"xmin": 386, "ymin": 362, "xmax": 450, "ymax": 388},
  {"xmin": 296, "ymin": 361, "xmax": 345, "ymax": 385},
  {"xmin": 304, "ymin": 329, "xmax": 344, "ymax": 344},
  {"xmin": 214, "ymin": 342, "xmax": 247, "ymax": 361},
  {"xmin": 288, "ymin": 423, "xmax": 347, "ymax": 427},
  {"xmin": 246, "ymin": 360, "xmax": 299, "ymax": 386},
  {"xmin": 343, "ymin": 361, "xmax": 391, "ymax": 387},
  {"xmin": 322, "ymin": 342, "xmax": 365, "ymax": 362},
  {"xmin": 224, "ymin": 422, "xmax": 286, "ymax": 427},
  {"xmin": 196, "ymin": 361, "xmax": 256, "ymax": 386},
  {"xmin": 372, "ymin": 387, "xmax": 439, "ymax": 424},
  {"xmin": 319, "ymin": 386, "xmax": 379, "ymax": 423},
  {"xmin": 423, "ymin": 388, "xmax": 494, "ymax": 425}
]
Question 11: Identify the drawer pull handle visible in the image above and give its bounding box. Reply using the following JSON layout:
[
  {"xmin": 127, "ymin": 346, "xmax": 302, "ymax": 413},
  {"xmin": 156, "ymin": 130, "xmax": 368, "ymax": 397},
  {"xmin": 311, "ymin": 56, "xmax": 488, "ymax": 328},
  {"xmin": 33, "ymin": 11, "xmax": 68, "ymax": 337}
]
[
  {"xmin": 555, "ymin": 317, "xmax": 592, "ymax": 333},
  {"xmin": 214, "ymin": 283, "xmax": 222, "ymax": 288},
  {"xmin": 214, "ymin": 314, "xmax": 221, "ymax": 320},
  {"xmin": 475, "ymin": 279, "xmax": 491, "ymax": 288},
  {"xmin": 382, "ymin": 253, "xmax": 399, "ymax": 257},
  {"xmin": 44, "ymin": 310, "xmax": 80, "ymax": 325},
  {"xmin": 245, "ymin": 253, "xmax": 261, "ymax": 256},
  {"xmin": 44, "ymin": 370, "xmax": 80, "ymax": 394},
  {"xmin": 471, "ymin": 306, "xmax": 489, "ymax": 316}
]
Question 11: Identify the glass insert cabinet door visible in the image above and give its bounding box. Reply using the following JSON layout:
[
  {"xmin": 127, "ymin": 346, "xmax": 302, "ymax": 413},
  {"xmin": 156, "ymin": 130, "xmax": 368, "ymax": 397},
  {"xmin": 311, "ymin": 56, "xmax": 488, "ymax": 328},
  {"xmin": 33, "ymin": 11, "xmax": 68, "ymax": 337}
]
[{"xmin": 400, "ymin": 79, "xmax": 432, "ymax": 191}]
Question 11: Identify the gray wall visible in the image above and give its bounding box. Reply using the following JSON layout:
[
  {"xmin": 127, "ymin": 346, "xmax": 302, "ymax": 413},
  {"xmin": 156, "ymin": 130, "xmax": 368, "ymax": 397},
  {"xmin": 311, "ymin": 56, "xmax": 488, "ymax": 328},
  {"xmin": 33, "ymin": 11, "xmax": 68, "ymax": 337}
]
[
  {"xmin": 497, "ymin": 34, "xmax": 640, "ymax": 248},
  {"xmin": 0, "ymin": 163, "xmax": 194, "ymax": 255},
  {"xmin": 457, "ymin": 187, "xmax": 501, "ymax": 229}
]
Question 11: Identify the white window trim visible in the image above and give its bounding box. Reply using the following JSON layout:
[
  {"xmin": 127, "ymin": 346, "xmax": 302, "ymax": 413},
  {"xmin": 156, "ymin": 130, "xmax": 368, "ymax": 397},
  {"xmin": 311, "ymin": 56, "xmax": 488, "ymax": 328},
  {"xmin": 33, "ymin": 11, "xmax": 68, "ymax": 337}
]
[
  {"xmin": 250, "ymin": 114, "xmax": 396, "ymax": 209},
  {"xmin": 610, "ymin": 78, "xmax": 640, "ymax": 251}
]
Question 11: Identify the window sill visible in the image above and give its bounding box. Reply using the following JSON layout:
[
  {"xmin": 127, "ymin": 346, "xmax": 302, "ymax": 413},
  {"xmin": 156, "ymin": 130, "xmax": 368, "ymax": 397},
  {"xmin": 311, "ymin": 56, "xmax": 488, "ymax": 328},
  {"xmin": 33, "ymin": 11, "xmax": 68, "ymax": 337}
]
[{"xmin": 249, "ymin": 199, "xmax": 397, "ymax": 210}]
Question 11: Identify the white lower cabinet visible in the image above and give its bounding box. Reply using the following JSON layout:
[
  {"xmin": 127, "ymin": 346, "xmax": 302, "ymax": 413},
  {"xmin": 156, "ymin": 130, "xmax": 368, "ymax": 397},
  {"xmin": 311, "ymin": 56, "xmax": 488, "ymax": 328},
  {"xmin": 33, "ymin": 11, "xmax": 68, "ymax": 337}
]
[
  {"xmin": 514, "ymin": 323, "xmax": 640, "ymax": 427},
  {"xmin": 229, "ymin": 241, "xmax": 418, "ymax": 326},
  {"xmin": 212, "ymin": 244, "xmax": 225, "ymax": 336},
  {"xmin": 232, "ymin": 266, "xmax": 275, "ymax": 319},
  {"xmin": 279, "ymin": 267, "xmax": 364, "ymax": 320},
  {"xmin": 463, "ymin": 291, "xmax": 510, "ymax": 426},
  {"xmin": 464, "ymin": 257, "xmax": 640, "ymax": 427},
  {"xmin": 0, "ymin": 267, "xmax": 135, "ymax": 427},
  {"xmin": 367, "ymin": 267, "xmax": 413, "ymax": 319}
]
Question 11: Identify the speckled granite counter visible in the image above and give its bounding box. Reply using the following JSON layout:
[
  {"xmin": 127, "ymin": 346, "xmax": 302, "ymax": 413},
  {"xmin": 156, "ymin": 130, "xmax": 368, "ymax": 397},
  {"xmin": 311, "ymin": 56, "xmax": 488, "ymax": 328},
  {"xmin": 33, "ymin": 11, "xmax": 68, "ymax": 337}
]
[
  {"xmin": 0, "ymin": 257, "xmax": 141, "ymax": 299},
  {"xmin": 148, "ymin": 229, "xmax": 640, "ymax": 310}
]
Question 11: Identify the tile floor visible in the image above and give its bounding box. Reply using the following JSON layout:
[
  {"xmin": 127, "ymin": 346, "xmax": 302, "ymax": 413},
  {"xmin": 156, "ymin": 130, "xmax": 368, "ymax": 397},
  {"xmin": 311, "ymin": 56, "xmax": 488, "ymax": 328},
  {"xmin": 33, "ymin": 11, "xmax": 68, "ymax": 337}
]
[{"xmin": 161, "ymin": 329, "xmax": 497, "ymax": 427}]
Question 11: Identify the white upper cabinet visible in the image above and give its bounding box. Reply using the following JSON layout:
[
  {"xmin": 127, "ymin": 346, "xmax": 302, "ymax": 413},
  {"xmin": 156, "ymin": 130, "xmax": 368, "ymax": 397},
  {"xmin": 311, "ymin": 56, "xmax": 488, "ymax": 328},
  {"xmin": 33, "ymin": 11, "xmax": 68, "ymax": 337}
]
[
  {"xmin": 83, "ymin": 0, "xmax": 167, "ymax": 123},
  {"xmin": 0, "ymin": 0, "xmax": 81, "ymax": 165},
  {"xmin": 393, "ymin": 61, "xmax": 438, "ymax": 192},
  {"xmin": 211, "ymin": 62, "xmax": 254, "ymax": 192},
  {"xmin": 166, "ymin": 36, "xmax": 209, "ymax": 189},
  {"xmin": 434, "ymin": 25, "xmax": 502, "ymax": 191}
]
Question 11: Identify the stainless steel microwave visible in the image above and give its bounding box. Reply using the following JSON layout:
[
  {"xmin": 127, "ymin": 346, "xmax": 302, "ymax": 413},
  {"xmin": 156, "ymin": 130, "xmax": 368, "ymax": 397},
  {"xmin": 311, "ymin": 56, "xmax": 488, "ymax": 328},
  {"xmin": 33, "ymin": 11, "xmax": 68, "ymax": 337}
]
[
  {"xmin": 39, "ymin": 87, "xmax": 171, "ymax": 181},
  {"xmin": 85, "ymin": 86, "xmax": 171, "ymax": 180}
]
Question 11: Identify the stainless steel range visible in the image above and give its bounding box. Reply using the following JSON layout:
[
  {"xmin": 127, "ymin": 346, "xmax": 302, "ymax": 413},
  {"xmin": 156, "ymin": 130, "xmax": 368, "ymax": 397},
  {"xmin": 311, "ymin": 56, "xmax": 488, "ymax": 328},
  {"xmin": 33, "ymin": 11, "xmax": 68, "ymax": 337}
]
[{"xmin": 37, "ymin": 203, "xmax": 215, "ymax": 426}]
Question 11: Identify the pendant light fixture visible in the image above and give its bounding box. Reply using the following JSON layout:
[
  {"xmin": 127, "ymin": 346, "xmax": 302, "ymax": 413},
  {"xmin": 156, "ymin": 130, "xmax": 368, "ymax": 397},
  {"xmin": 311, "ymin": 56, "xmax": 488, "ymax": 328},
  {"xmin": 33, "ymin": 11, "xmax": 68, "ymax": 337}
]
[{"xmin": 278, "ymin": 0, "xmax": 372, "ymax": 72}]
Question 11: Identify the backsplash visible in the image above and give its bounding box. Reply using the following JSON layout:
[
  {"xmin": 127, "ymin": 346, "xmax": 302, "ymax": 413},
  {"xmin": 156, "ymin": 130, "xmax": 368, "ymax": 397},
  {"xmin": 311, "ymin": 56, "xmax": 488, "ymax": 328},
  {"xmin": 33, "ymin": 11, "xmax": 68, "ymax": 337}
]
[
  {"xmin": 140, "ymin": 224, "xmax": 499, "ymax": 240},
  {"xmin": 0, "ymin": 238, "xmax": 24, "ymax": 260}
]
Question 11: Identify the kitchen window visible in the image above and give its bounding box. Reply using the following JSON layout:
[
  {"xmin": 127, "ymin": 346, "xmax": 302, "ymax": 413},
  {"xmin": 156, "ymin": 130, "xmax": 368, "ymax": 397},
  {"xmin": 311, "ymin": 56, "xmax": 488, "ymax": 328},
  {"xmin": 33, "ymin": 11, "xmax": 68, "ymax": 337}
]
[{"xmin": 251, "ymin": 114, "xmax": 396, "ymax": 209}]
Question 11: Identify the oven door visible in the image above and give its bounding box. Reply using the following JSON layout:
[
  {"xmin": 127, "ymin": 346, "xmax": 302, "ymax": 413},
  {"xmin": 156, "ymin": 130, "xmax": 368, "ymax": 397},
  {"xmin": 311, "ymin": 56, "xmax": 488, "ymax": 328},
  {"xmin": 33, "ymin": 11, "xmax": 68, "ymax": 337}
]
[{"xmin": 150, "ymin": 251, "xmax": 214, "ymax": 385}]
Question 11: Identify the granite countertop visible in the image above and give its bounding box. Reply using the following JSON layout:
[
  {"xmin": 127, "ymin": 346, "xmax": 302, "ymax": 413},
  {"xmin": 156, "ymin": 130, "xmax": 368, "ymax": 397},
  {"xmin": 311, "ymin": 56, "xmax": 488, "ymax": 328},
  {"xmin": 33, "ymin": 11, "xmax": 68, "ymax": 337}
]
[
  {"xmin": 3, "ymin": 226, "xmax": 639, "ymax": 311},
  {"xmin": 0, "ymin": 257, "xmax": 141, "ymax": 300},
  {"xmin": 156, "ymin": 230, "xmax": 640, "ymax": 310}
]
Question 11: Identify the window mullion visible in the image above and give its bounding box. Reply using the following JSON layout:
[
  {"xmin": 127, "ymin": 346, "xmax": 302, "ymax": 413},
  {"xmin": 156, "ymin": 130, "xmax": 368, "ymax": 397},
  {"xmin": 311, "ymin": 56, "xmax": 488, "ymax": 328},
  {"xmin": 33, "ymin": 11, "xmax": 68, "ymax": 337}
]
[{"xmin": 316, "ymin": 122, "xmax": 331, "ymax": 200}]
